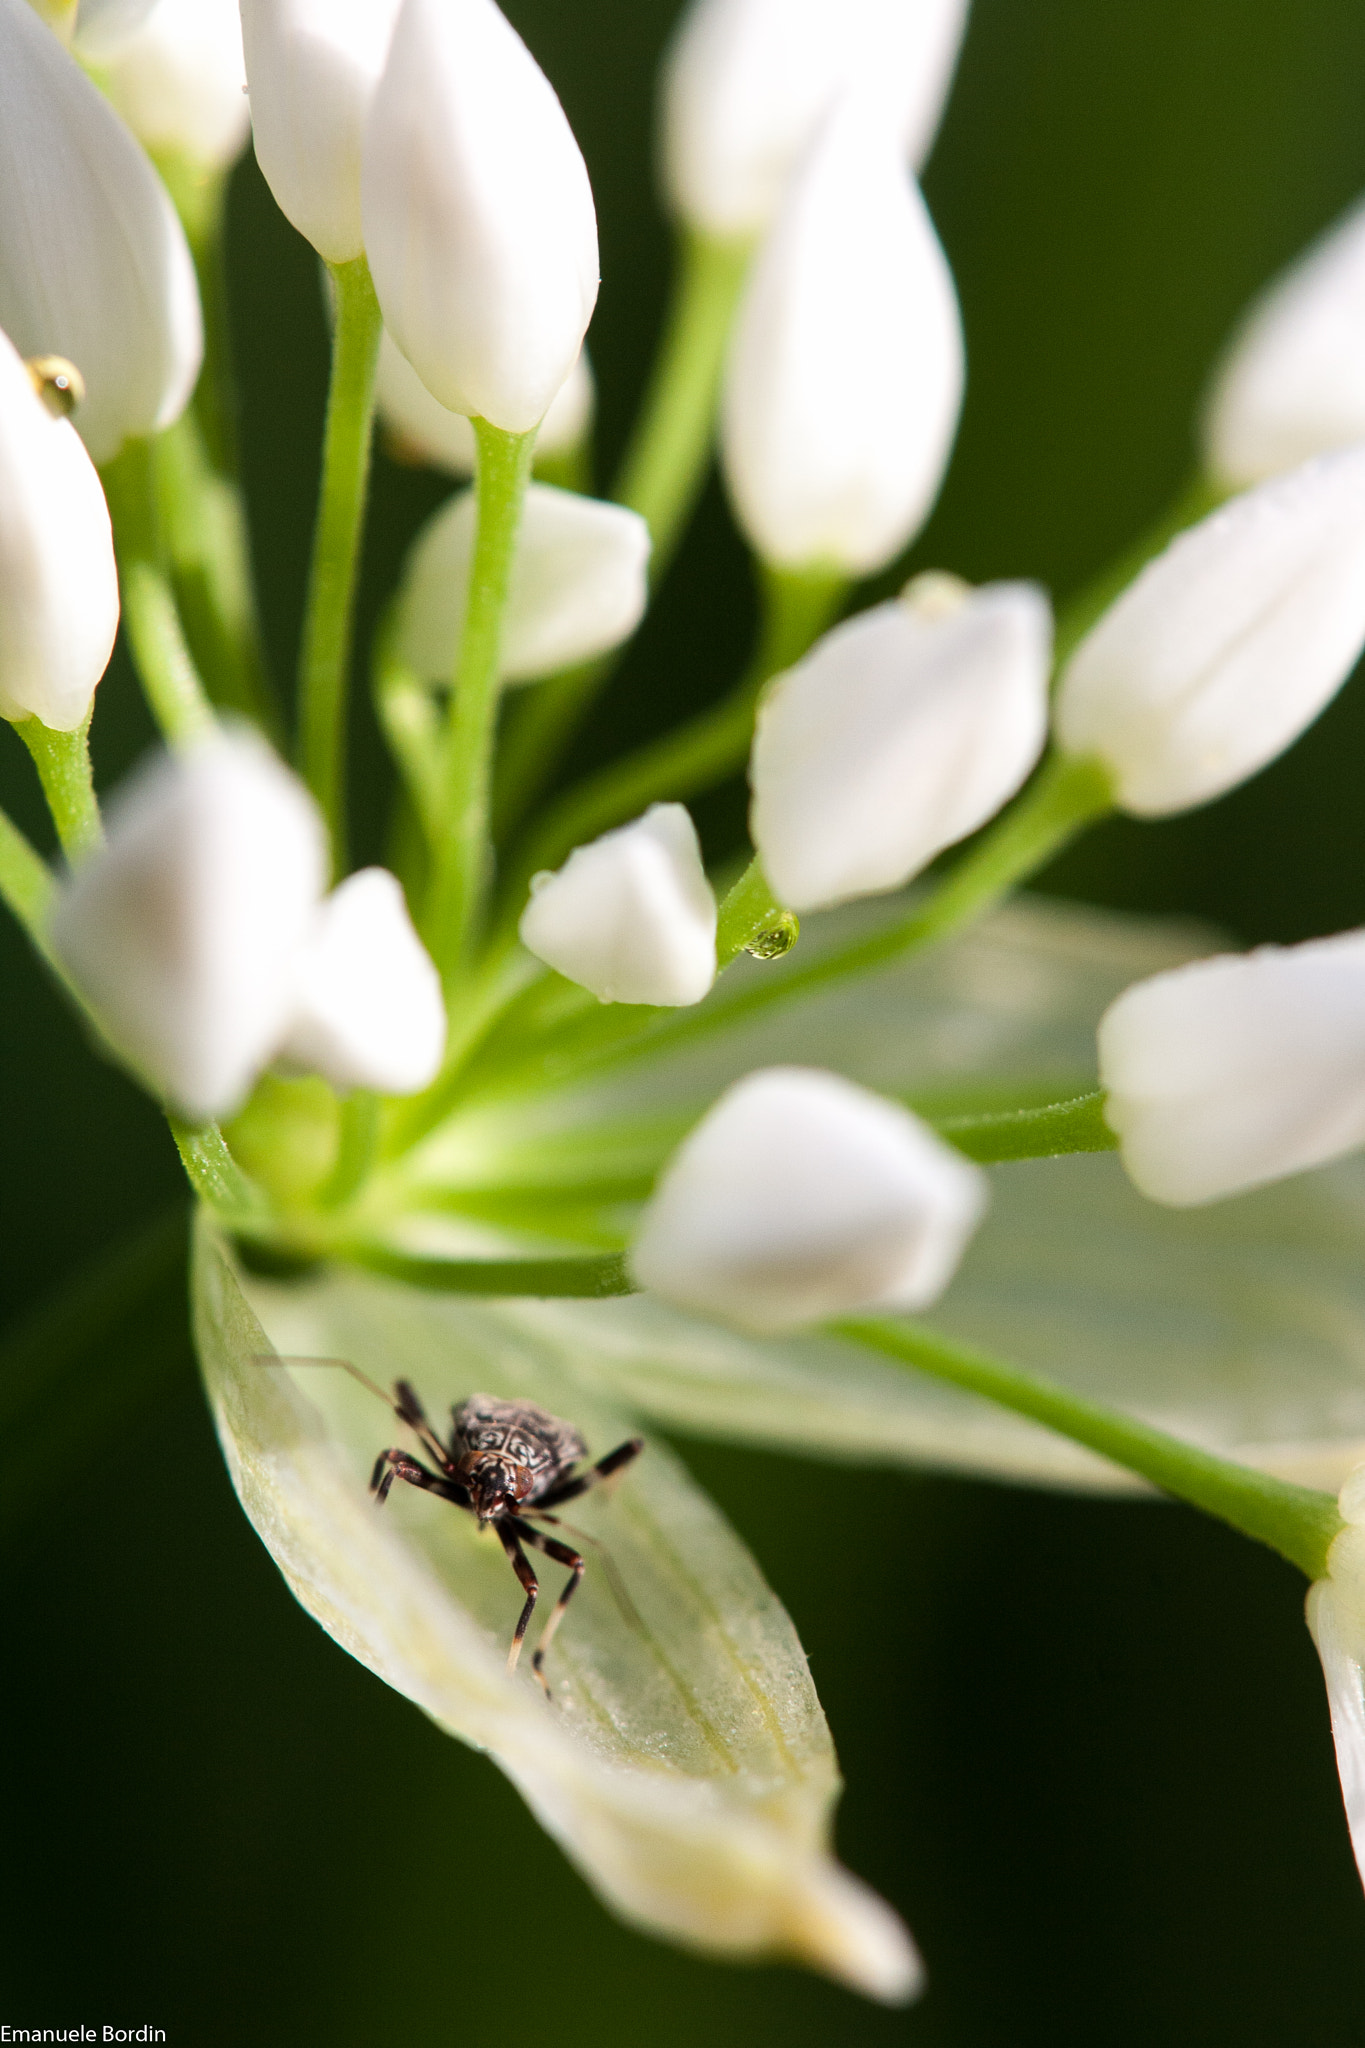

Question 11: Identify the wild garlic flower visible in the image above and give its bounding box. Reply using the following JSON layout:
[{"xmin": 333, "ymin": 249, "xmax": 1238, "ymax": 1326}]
[
  {"xmin": 751, "ymin": 575, "xmax": 1052, "ymax": 910},
  {"xmin": 395, "ymin": 483, "xmax": 651, "ymax": 686},
  {"xmin": 662, "ymin": 0, "xmax": 970, "ymax": 238},
  {"xmin": 0, "ymin": 0, "xmax": 202, "ymax": 463},
  {"xmin": 721, "ymin": 104, "xmax": 963, "ymax": 575},
  {"xmin": 631, "ymin": 1067, "xmax": 989, "ymax": 1333},
  {"xmin": 362, "ymin": 0, "xmax": 599, "ymax": 434},
  {"xmin": 1098, "ymin": 934, "xmax": 1365, "ymax": 1207},
  {"xmin": 238, "ymin": 0, "xmax": 404, "ymax": 264},
  {"xmin": 69, "ymin": 0, "xmax": 155, "ymax": 57},
  {"xmin": 1054, "ymin": 446, "xmax": 1365, "ymax": 815},
  {"xmin": 377, "ymin": 330, "xmax": 594, "ymax": 477},
  {"xmin": 519, "ymin": 804, "xmax": 718, "ymax": 1007},
  {"xmin": 100, "ymin": 0, "xmax": 250, "ymax": 173},
  {"xmin": 279, "ymin": 868, "xmax": 446, "ymax": 1097},
  {"xmin": 50, "ymin": 736, "xmax": 443, "ymax": 1119},
  {"xmin": 0, "ymin": 327, "xmax": 119, "ymax": 730},
  {"xmin": 1204, "ymin": 193, "xmax": 1365, "ymax": 489}
]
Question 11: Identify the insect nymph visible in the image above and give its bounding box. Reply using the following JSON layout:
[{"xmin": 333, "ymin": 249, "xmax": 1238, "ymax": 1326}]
[{"xmin": 367, "ymin": 1375, "xmax": 644, "ymax": 1692}]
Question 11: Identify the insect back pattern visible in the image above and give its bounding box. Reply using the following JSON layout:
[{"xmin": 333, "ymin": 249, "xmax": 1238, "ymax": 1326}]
[{"xmin": 371, "ymin": 1381, "xmax": 644, "ymax": 1693}]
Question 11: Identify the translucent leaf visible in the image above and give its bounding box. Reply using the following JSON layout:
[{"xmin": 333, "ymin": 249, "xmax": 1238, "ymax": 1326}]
[
  {"xmin": 192, "ymin": 1221, "xmax": 920, "ymax": 2003},
  {"xmin": 403, "ymin": 896, "xmax": 1365, "ymax": 1492}
]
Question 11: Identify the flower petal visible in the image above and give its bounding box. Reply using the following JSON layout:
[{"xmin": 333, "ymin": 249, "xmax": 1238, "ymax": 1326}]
[{"xmin": 194, "ymin": 1223, "xmax": 921, "ymax": 2001}]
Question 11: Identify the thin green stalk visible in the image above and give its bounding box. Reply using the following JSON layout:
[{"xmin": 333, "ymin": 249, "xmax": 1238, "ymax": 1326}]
[
  {"xmin": 489, "ymin": 231, "xmax": 753, "ymax": 834},
  {"xmin": 155, "ymin": 412, "xmax": 278, "ymax": 738},
  {"xmin": 838, "ymin": 1317, "xmax": 1343, "ymax": 1579},
  {"xmin": 318, "ymin": 1091, "xmax": 380, "ymax": 1212},
  {"xmin": 715, "ymin": 856, "xmax": 798, "ymax": 967},
  {"xmin": 170, "ymin": 1119, "xmax": 270, "ymax": 1228},
  {"xmin": 17, "ymin": 715, "xmax": 102, "ymax": 860},
  {"xmin": 0, "ymin": 799, "xmax": 58, "ymax": 966},
  {"xmin": 614, "ymin": 229, "xmax": 754, "ymax": 564},
  {"xmin": 298, "ymin": 256, "xmax": 383, "ymax": 862},
  {"xmin": 480, "ymin": 749, "xmax": 1118, "ymax": 1100},
  {"xmin": 152, "ymin": 149, "xmax": 277, "ymax": 737},
  {"xmin": 425, "ymin": 419, "xmax": 538, "ymax": 982},
  {"xmin": 102, "ymin": 440, "xmax": 217, "ymax": 747},
  {"xmin": 933, "ymin": 1090, "xmax": 1116, "ymax": 1162},
  {"xmin": 497, "ymin": 566, "xmax": 844, "ymax": 931},
  {"xmin": 346, "ymin": 1242, "xmax": 633, "ymax": 1299}
]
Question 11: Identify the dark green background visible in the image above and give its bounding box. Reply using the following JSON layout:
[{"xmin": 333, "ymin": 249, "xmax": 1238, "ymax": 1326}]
[{"xmin": 5, "ymin": 1, "xmax": 1365, "ymax": 2039}]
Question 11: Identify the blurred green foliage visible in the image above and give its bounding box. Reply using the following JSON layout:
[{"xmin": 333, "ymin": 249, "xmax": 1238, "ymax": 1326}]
[{"xmin": 5, "ymin": 0, "xmax": 1365, "ymax": 2038}]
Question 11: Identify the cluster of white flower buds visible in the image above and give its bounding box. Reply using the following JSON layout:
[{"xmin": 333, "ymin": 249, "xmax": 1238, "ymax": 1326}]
[
  {"xmin": 50, "ymin": 732, "xmax": 445, "ymax": 1122},
  {"xmin": 9, "ymin": 0, "xmax": 1365, "ymax": 1305}
]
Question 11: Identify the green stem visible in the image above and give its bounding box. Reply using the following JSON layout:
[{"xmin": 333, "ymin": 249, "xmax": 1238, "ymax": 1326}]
[
  {"xmin": 154, "ymin": 411, "xmax": 279, "ymax": 738},
  {"xmin": 934, "ymin": 1089, "xmax": 1116, "ymax": 1162},
  {"xmin": 102, "ymin": 440, "xmax": 217, "ymax": 747},
  {"xmin": 346, "ymin": 1243, "xmax": 634, "ymax": 1299},
  {"xmin": 715, "ymin": 856, "xmax": 798, "ymax": 967},
  {"xmin": 615, "ymin": 228, "xmax": 754, "ymax": 566},
  {"xmin": 425, "ymin": 419, "xmax": 537, "ymax": 981},
  {"xmin": 498, "ymin": 565, "xmax": 844, "ymax": 929},
  {"xmin": 169, "ymin": 1119, "xmax": 270, "ymax": 1228},
  {"xmin": 318, "ymin": 1091, "xmax": 380, "ymax": 1212},
  {"xmin": 298, "ymin": 256, "xmax": 383, "ymax": 863},
  {"xmin": 17, "ymin": 715, "xmax": 102, "ymax": 860},
  {"xmin": 838, "ymin": 1317, "xmax": 1343, "ymax": 1579},
  {"xmin": 488, "ymin": 231, "xmax": 754, "ymax": 836},
  {"xmin": 0, "ymin": 799, "xmax": 58, "ymax": 964}
]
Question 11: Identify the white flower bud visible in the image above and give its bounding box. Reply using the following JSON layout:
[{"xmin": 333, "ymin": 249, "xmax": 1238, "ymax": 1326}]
[
  {"xmin": 377, "ymin": 329, "xmax": 594, "ymax": 477},
  {"xmin": 0, "ymin": 331, "xmax": 119, "ymax": 730},
  {"xmin": 0, "ymin": 0, "xmax": 203, "ymax": 463},
  {"xmin": 751, "ymin": 577, "xmax": 1051, "ymax": 911},
  {"xmin": 662, "ymin": 0, "xmax": 970, "ymax": 238},
  {"xmin": 1054, "ymin": 447, "xmax": 1365, "ymax": 817},
  {"xmin": 51, "ymin": 734, "xmax": 328, "ymax": 1122},
  {"xmin": 631, "ymin": 1066, "xmax": 987, "ymax": 1334},
  {"xmin": 1204, "ymin": 196, "xmax": 1365, "ymax": 489},
  {"xmin": 238, "ymin": 0, "xmax": 403, "ymax": 264},
  {"xmin": 721, "ymin": 106, "xmax": 963, "ymax": 575},
  {"xmin": 279, "ymin": 868, "xmax": 445, "ymax": 1096},
  {"xmin": 100, "ymin": 0, "xmax": 249, "ymax": 173},
  {"xmin": 362, "ymin": 0, "xmax": 599, "ymax": 435},
  {"xmin": 395, "ymin": 482, "xmax": 650, "ymax": 687},
  {"xmin": 71, "ymin": 0, "xmax": 155, "ymax": 59},
  {"xmin": 1098, "ymin": 932, "xmax": 1365, "ymax": 1206},
  {"xmin": 519, "ymin": 804, "xmax": 717, "ymax": 1007}
]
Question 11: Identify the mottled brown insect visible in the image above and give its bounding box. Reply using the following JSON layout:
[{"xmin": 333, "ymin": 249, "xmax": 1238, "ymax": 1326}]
[{"xmin": 366, "ymin": 1376, "xmax": 643, "ymax": 1692}]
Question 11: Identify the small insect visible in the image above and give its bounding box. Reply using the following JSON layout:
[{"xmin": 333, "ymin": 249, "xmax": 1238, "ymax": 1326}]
[{"xmin": 274, "ymin": 1357, "xmax": 644, "ymax": 1693}]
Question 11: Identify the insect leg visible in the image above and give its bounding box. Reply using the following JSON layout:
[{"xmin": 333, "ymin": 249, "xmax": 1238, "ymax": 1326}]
[
  {"xmin": 392, "ymin": 1378, "xmax": 455, "ymax": 1472},
  {"xmin": 370, "ymin": 1447, "xmax": 471, "ymax": 1511},
  {"xmin": 498, "ymin": 1524, "xmax": 539, "ymax": 1675},
  {"xmin": 508, "ymin": 1518, "xmax": 585, "ymax": 1696},
  {"xmin": 535, "ymin": 1436, "xmax": 644, "ymax": 1511}
]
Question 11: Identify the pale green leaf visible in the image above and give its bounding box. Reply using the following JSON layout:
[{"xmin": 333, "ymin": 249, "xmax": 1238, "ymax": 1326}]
[
  {"xmin": 395, "ymin": 896, "xmax": 1365, "ymax": 1493},
  {"xmin": 192, "ymin": 1220, "xmax": 919, "ymax": 2003}
]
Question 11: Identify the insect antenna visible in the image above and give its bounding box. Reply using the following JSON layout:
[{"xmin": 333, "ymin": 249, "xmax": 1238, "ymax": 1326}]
[
  {"xmin": 250, "ymin": 1354, "xmax": 453, "ymax": 1469},
  {"xmin": 523, "ymin": 1511, "xmax": 645, "ymax": 1636}
]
